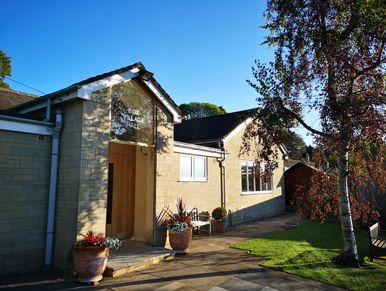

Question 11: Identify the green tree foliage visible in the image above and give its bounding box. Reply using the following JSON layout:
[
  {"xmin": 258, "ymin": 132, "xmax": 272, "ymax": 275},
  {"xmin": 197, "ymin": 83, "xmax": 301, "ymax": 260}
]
[
  {"xmin": 179, "ymin": 102, "xmax": 226, "ymax": 120},
  {"xmin": 0, "ymin": 50, "xmax": 12, "ymax": 89},
  {"xmin": 242, "ymin": 0, "xmax": 385, "ymax": 266},
  {"xmin": 283, "ymin": 132, "xmax": 307, "ymax": 160}
]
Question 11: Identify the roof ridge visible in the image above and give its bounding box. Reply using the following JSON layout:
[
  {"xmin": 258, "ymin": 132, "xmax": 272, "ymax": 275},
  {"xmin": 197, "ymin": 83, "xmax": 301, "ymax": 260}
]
[
  {"xmin": 0, "ymin": 87, "xmax": 38, "ymax": 98},
  {"xmin": 174, "ymin": 108, "xmax": 259, "ymax": 145},
  {"xmin": 180, "ymin": 108, "xmax": 257, "ymax": 122}
]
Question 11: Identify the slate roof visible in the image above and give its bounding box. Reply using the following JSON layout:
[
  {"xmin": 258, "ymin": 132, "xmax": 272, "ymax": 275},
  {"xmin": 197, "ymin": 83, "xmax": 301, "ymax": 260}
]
[
  {"xmin": 0, "ymin": 88, "xmax": 37, "ymax": 111},
  {"xmin": 174, "ymin": 109, "xmax": 256, "ymax": 144}
]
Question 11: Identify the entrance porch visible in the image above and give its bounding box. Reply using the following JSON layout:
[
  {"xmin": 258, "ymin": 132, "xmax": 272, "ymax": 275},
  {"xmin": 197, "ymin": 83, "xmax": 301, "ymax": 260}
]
[{"xmin": 106, "ymin": 141, "xmax": 155, "ymax": 244}]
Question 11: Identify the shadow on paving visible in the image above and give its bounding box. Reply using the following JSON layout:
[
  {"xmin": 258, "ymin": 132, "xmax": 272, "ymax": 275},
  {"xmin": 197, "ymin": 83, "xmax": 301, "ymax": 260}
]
[
  {"xmin": 0, "ymin": 271, "xmax": 77, "ymax": 290},
  {"xmin": 95, "ymin": 268, "xmax": 263, "ymax": 290},
  {"xmin": 0, "ymin": 268, "xmax": 262, "ymax": 290}
]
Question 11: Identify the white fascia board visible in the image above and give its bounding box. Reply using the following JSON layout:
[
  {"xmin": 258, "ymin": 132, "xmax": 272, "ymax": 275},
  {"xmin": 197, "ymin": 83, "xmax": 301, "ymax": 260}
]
[
  {"xmin": 143, "ymin": 79, "xmax": 181, "ymax": 123},
  {"xmin": 19, "ymin": 91, "xmax": 79, "ymax": 114},
  {"xmin": 77, "ymin": 70, "xmax": 138, "ymax": 100},
  {"xmin": 223, "ymin": 117, "xmax": 253, "ymax": 142},
  {"xmin": 78, "ymin": 75, "xmax": 181, "ymax": 123},
  {"xmin": 72, "ymin": 71, "xmax": 182, "ymax": 124},
  {"xmin": 174, "ymin": 142, "xmax": 223, "ymax": 158},
  {"xmin": 19, "ymin": 70, "xmax": 139, "ymax": 114},
  {"xmin": 19, "ymin": 67, "xmax": 181, "ymax": 124},
  {"xmin": 0, "ymin": 116, "xmax": 53, "ymax": 136}
]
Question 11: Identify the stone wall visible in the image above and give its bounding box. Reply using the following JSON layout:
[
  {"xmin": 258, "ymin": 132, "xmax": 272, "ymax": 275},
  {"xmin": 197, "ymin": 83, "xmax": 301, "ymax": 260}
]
[
  {"xmin": 154, "ymin": 104, "xmax": 222, "ymax": 246},
  {"xmin": 154, "ymin": 110, "xmax": 285, "ymax": 244},
  {"xmin": 53, "ymin": 101, "xmax": 83, "ymax": 270},
  {"xmin": 224, "ymin": 124, "xmax": 285, "ymax": 225},
  {"xmin": 0, "ymin": 130, "xmax": 51, "ymax": 275},
  {"xmin": 154, "ymin": 102, "xmax": 174, "ymax": 246},
  {"xmin": 54, "ymin": 87, "xmax": 111, "ymax": 270},
  {"xmin": 55, "ymin": 80, "xmax": 160, "ymax": 266},
  {"xmin": 76, "ymin": 87, "xmax": 111, "ymax": 238}
]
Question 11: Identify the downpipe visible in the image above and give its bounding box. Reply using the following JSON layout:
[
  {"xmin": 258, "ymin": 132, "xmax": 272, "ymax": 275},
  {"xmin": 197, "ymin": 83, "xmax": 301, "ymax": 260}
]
[
  {"xmin": 44, "ymin": 109, "xmax": 62, "ymax": 267},
  {"xmin": 217, "ymin": 139, "xmax": 227, "ymax": 209},
  {"xmin": 152, "ymin": 102, "xmax": 158, "ymax": 246}
]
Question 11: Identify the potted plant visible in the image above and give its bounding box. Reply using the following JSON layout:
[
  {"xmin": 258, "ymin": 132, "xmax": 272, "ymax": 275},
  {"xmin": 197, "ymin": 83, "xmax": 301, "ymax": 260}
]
[
  {"xmin": 164, "ymin": 198, "xmax": 192, "ymax": 253},
  {"xmin": 72, "ymin": 231, "xmax": 120, "ymax": 284},
  {"xmin": 212, "ymin": 207, "xmax": 227, "ymax": 233}
]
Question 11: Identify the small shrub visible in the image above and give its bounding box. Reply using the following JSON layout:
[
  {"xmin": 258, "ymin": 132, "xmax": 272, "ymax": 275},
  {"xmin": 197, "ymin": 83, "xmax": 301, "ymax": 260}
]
[{"xmin": 212, "ymin": 207, "xmax": 227, "ymax": 221}]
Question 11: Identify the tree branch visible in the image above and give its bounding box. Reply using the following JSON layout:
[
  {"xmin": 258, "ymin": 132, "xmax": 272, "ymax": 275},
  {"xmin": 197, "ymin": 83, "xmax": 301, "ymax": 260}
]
[
  {"xmin": 354, "ymin": 38, "xmax": 386, "ymax": 79},
  {"xmin": 278, "ymin": 101, "xmax": 331, "ymax": 137}
]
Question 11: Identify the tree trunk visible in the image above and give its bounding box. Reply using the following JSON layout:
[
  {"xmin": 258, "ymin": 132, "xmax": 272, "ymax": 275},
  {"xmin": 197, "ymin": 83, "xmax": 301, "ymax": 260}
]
[{"xmin": 337, "ymin": 144, "xmax": 360, "ymax": 266}]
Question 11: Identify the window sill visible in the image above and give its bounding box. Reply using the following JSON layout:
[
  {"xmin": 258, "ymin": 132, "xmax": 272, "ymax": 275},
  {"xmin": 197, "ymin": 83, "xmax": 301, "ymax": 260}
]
[
  {"xmin": 179, "ymin": 178, "xmax": 208, "ymax": 182},
  {"xmin": 241, "ymin": 190, "xmax": 273, "ymax": 195}
]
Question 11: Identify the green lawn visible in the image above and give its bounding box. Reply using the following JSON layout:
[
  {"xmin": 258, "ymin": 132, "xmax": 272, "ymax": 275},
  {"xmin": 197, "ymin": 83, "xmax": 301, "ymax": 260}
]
[{"xmin": 235, "ymin": 221, "xmax": 386, "ymax": 291}]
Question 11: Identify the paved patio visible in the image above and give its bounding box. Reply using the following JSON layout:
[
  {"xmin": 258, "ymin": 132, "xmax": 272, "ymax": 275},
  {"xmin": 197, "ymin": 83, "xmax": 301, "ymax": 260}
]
[
  {"xmin": 0, "ymin": 213, "xmax": 345, "ymax": 290},
  {"xmin": 105, "ymin": 240, "xmax": 175, "ymax": 277}
]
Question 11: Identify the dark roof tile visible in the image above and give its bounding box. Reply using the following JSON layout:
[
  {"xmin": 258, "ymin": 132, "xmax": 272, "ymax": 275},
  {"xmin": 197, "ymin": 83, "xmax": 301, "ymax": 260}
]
[
  {"xmin": 0, "ymin": 88, "xmax": 37, "ymax": 111},
  {"xmin": 174, "ymin": 109, "xmax": 256, "ymax": 144}
]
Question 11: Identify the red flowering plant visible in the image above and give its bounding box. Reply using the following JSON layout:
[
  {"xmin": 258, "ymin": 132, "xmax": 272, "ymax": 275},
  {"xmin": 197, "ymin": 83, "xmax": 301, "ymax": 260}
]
[
  {"xmin": 76, "ymin": 231, "xmax": 120, "ymax": 249},
  {"xmin": 163, "ymin": 198, "xmax": 192, "ymax": 234}
]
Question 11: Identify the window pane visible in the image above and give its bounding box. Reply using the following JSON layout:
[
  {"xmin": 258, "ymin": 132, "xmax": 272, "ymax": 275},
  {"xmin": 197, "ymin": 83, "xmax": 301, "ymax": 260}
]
[
  {"xmin": 180, "ymin": 156, "xmax": 192, "ymax": 178},
  {"xmin": 262, "ymin": 180, "xmax": 268, "ymax": 191},
  {"xmin": 248, "ymin": 165, "xmax": 255, "ymax": 192},
  {"xmin": 255, "ymin": 165, "xmax": 261, "ymax": 191},
  {"xmin": 261, "ymin": 172, "xmax": 273, "ymax": 191},
  {"xmin": 195, "ymin": 157, "xmax": 206, "ymax": 179},
  {"xmin": 106, "ymin": 163, "xmax": 114, "ymax": 224},
  {"xmin": 266, "ymin": 176, "xmax": 273, "ymax": 191},
  {"xmin": 241, "ymin": 165, "xmax": 248, "ymax": 192}
]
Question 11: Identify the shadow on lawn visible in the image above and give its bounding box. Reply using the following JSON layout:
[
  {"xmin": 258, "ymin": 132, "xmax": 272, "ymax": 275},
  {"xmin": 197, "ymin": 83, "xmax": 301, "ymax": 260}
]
[
  {"xmin": 257, "ymin": 222, "xmax": 374, "ymax": 257},
  {"xmin": 277, "ymin": 250, "xmax": 386, "ymax": 287},
  {"xmin": 247, "ymin": 220, "xmax": 386, "ymax": 267},
  {"xmin": 237, "ymin": 220, "xmax": 386, "ymax": 272},
  {"xmin": 278, "ymin": 249, "xmax": 383, "ymax": 270}
]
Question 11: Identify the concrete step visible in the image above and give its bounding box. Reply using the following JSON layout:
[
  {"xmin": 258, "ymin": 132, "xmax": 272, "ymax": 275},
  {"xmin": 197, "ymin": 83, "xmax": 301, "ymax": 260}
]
[{"xmin": 104, "ymin": 242, "xmax": 175, "ymax": 277}]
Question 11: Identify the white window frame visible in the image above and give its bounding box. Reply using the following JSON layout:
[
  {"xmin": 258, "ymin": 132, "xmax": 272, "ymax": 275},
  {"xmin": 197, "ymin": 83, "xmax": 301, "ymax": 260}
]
[
  {"xmin": 180, "ymin": 154, "xmax": 207, "ymax": 182},
  {"xmin": 180, "ymin": 155, "xmax": 194, "ymax": 181},
  {"xmin": 241, "ymin": 160, "xmax": 273, "ymax": 194}
]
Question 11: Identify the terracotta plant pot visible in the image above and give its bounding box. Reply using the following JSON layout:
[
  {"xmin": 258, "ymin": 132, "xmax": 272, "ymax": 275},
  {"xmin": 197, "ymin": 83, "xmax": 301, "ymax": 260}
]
[
  {"xmin": 169, "ymin": 228, "xmax": 192, "ymax": 253},
  {"xmin": 72, "ymin": 246, "xmax": 109, "ymax": 283},
  {"xmin": 214, "ymin": 220, "xmax": 226, "ymax": 233}
]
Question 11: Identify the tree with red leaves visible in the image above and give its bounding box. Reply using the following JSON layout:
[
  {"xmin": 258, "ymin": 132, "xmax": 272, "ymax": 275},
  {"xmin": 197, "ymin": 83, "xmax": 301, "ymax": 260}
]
[
  {"xmin": 243, "ymin": 0, "xmax": 385, "ymax": 266},
  {"xmin": 293, "ymin": 146, "xmax": 384, "ymax": 226}
]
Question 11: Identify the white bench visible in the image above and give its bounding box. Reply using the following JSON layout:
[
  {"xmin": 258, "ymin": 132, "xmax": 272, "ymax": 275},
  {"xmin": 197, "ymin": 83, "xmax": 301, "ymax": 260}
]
[
  {"xmin": 369, "ymin": 222, "xmax": 386, "ymax": 261},
  {"xmin": 189, "ymin": 208, "xmax": 211, "ymax": 235}
]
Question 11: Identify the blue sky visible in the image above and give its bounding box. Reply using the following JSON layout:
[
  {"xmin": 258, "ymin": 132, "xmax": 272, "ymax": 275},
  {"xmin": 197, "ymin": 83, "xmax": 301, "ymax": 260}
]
[{"xmin": 2, "ymin": 0, "xmax": 317, "ymax": 145}]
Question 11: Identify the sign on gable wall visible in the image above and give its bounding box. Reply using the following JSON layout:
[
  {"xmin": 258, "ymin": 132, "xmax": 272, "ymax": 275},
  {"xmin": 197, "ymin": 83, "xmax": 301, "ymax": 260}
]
[{"xmin": 110, "ymin": 80, "xmax": 155, "ymax": 144}]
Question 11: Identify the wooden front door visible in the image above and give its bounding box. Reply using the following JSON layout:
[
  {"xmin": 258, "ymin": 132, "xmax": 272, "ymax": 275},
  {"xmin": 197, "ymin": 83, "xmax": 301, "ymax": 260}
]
[{"xmin": 106, "ymin": 142, "xmax": 136, "ymax": 239}]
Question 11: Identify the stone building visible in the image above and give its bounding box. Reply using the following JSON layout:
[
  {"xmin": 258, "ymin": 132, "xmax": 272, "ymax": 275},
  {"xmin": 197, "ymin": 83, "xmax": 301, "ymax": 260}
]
[{"xmin": 0, "ymin": 62, "xmax": 285, "ymax": 275}]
